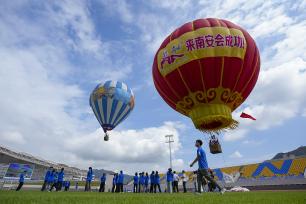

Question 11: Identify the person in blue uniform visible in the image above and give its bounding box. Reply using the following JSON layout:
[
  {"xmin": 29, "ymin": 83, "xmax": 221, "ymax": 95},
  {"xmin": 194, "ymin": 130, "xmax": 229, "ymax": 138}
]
[
  {"xmin": 166, "ymin": 168, "xmax": 173, "ymax": 193},
  {"xmin": 139, "ymin": 172, "xmax": 145, "ymax": 192},
  {"xmin": 64, "ymin": 180, "xmax": 70, "ymax": 191},
  {"xmin": 133, "ymin": 172, "xmax": 139, "ymax": 193},
  {"xmin": 190, "ymin": 139, "xmax": 225, "ymax": 194},
  {"xmin": 41, "ymin": 166, "xmax": 53, "ymax": 191},
  {"xmin": 57, "ymin": 168, "xmax": 64, "ymax": 191},
  {"xmin": 75, "ymin": 181, "xmax": 79, "ymax": 191},
  {"xmin": 85, "ymin": 167, "xmax": 93, "ymax": 191},
  {"xmin": 112, "ymin": 173, "xmax": 117, "ymax": 193},
  {"xmin": 154, "ymin": 171, "xmax": 161, "ymax": 193},
  {"xmin": 149, "ymin": 171, "xmax": 155, "ymax": 193},
  {"xmin": 50, "ymin": 170, "xmax": 58, "ymax": 191},
  {"xmin": 16, "ymin": 171, "xmax": 26, "ymax": 191},
  {"xmin": 116, "ymin": 170, "xmax": 124, "ymax": 193},
  {"xmin": 144, "ymin": 172, "xmax": 149, "ymax": 193},
  {"xmin": 99, "ymin": 173, "xmax": 106, "ymax": 192},
  {"xmin": 47, "ymin": 169, "xmax": 55, "ymax": 191}
]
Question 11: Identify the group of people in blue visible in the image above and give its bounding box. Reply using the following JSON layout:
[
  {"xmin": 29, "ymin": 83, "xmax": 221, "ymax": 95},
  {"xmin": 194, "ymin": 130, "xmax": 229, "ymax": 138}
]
[
  {"xmin": 133, "ymin": 171, "xmax": 161, "ymax": 193},
  {"xmin": 40, "ymin": 167, "xmax": 70, "ymax": 192},
  {"xmin": 15, "ymin": 139, "xmax": 225, "ymax": 194},
  {"xmin": 111, "ymin": 170, "xmax": 125, "ymax": 192}
]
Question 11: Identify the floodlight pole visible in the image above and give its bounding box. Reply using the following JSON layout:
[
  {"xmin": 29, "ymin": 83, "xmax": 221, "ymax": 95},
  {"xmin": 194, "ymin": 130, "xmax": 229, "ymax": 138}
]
[{"xmin": 165, "ymin": 135, "xmax": 174, "ymax": 169}]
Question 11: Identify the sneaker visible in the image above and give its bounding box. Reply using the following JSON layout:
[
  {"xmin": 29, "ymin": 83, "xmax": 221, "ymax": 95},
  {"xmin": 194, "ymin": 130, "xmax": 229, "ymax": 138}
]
[{"xmin": 220, "ymin": 188, "xmax": 226, "ymax": 195}]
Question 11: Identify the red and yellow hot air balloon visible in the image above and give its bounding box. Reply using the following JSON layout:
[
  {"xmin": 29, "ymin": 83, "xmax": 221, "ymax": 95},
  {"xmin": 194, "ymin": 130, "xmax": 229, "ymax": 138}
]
[{"xmin": 152, "ymin": 18, "xmax": 260, "ymax": 134}]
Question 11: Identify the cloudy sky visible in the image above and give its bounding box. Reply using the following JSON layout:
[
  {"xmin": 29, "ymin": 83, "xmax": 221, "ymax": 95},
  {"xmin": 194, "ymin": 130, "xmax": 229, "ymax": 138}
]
[{"xmin": 0, "ymin": 0, "xmax": 305, "ymax": 174}]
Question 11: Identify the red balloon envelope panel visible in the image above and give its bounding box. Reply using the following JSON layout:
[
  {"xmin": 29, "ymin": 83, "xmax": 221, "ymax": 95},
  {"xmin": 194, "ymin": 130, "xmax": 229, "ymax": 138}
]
[{"xmin": 152, "ymin": 18, "xmax": 260, "ymax": 133}]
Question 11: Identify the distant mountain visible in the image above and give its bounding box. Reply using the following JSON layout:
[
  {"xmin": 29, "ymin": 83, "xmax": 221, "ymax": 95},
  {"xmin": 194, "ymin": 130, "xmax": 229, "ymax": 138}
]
[
  {"xmin": 272, "ymin": 146, "xmax": 306, "ymax": 160},
  {"xmin": 93, "ymin": 169, "xmax": 115, "ymax": 178}
]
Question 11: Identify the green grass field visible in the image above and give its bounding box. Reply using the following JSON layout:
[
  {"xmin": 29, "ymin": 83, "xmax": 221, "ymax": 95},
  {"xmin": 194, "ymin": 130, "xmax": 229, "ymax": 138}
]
[{"xmin": 0, "ymin": 191, "xmax": 305, "ymax": 204}]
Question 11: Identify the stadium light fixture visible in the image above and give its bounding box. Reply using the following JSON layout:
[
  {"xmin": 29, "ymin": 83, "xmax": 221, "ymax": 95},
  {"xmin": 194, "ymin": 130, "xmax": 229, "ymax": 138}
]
[{"xmin": 165, "ymin": 135, "xmax": 174, "ymax": 169}]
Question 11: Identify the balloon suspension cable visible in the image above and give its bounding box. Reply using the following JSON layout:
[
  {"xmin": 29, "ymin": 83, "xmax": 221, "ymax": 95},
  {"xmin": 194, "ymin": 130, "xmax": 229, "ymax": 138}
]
[
  {"xmin": 199, "ymin": 123, "xmax": 236, "ymax": 135},
  {"xmin": 203, "ymin": 133, "xmax": 211, "ymax": 145},
  {"xmin": 209, "ymin": 132, "xmax": 216, "ymax": 140}
]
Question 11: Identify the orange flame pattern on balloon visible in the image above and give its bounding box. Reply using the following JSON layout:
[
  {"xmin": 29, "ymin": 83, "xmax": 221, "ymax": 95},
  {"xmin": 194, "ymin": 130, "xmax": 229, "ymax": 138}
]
[{"xmin": 152, "ymin": 18, "xmax": 260, "ymax": 133}]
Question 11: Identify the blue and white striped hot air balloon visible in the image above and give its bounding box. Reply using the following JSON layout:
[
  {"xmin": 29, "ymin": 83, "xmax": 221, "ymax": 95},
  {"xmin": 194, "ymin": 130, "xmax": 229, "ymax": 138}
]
[{"xmin": 89, "ymin": 80, "xmax": 135, "ymax": 141}]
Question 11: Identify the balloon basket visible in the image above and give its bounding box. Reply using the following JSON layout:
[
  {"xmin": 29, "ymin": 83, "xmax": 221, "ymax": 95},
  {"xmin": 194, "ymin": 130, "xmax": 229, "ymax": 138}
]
[
  {"xmin": 209, "ymin": 137, "xmax": 222, "ymax": 154},
  {"xmin": 104, "ymin": 133, "xmax": 109, "ymax": 141}
]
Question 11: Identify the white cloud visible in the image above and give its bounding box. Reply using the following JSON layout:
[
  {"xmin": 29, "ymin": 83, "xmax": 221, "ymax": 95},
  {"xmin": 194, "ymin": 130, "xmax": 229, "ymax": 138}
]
[
  {"xmin": 223, "ymin": 129, "xmax": 248, "ymax": 142},
  {"xmin": 229, "ymin": 151, "xmax": 243, "ymax": 159},
  {"xmin": 100, "ymin": 0, "xmax": 134, "ymax": 23},
  {"xmin": 65, "ymin": 121, "xmax": 184, "ymax": 173},
  {"xmin": 148, "ymin": 0, "xmax": 192, "ymax": 10},
  {"xmin": 303, "ymin": 109, "xmax": 306, "ymax": 117},
  {"xmin": 0, "ymin": 45, "xmax": 84, "ymax": 155},
  {"xmin": 0, "ymin": 131, "xmax": 26, "ymax": 145},
  {"xmin": 242, "ymin": 140, "xmax": 264, "ymax": 145},
  {"xmin": 244, "ymin": 58, "xmax": 306, "ymax": 130},
  {"xmin": 0, "ymin": 0, "xmax": 133, "ymax": 168},
  {"xmin": 51, "ymin": 0, "xmax": 102, "ymax": 54},
  {"xmin": 172, "ymin": 159, "xmax": 185, "ymax": 171}
]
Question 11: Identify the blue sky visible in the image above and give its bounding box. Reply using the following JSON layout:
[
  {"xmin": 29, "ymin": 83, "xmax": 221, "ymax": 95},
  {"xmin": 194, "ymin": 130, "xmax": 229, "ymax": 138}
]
[{"xmin": 0, "ymin": 0, "xmax": 305, "ymax": 174}]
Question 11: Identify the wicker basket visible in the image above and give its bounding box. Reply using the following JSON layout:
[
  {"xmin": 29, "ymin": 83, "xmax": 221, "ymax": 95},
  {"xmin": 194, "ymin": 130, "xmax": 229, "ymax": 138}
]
[{"xmin": 209, "ymin": 140, "xmax": 222, "ymax": 154}]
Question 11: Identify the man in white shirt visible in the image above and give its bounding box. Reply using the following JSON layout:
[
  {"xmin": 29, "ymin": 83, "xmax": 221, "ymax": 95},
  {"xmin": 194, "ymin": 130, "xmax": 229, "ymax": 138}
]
[
  {"xmin": 181, "ymin": 170, "xmax": 188, "ymax": 193},
  {"xmin": 173, "ymin": 171, "xmax": 180, "ymax": 193}
]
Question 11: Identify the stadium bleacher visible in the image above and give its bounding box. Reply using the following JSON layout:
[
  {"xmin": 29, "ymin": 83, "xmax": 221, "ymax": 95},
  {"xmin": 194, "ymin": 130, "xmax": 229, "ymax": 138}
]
[
  {"xmin": 213, "ymin": 157, "xmax": 306, "ymax": 180},
  {"xmin": 157, "ymin": 156, "xmax": 306, "ymax": 190},
  {"xmin": 0, "ymin": 146, "xmax": 86, "ymax": 181},
  {"xmin": 1, "ymin": 144, "xmax": 306, "ymax": 191}
]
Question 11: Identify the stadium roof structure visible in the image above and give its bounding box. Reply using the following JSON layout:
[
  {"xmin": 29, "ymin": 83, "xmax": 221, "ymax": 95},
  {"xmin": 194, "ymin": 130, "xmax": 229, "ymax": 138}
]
[{"xmin": 0, "ymin": 145, "xmax": 86, "ymax": 175}]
